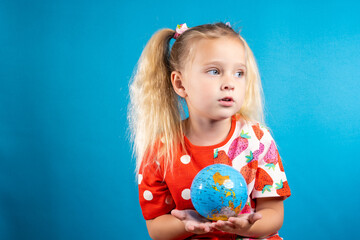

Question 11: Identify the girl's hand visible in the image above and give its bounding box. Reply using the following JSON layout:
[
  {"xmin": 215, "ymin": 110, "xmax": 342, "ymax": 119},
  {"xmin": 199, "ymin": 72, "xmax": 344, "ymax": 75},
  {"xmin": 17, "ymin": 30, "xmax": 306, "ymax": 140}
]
[
  {"xmin": 171, "ymin": 209, "xmax": 213, "ymax": 234},
  {"xmin": 211, "ymin": 213, "xmax": 262, "ymax": 234}
]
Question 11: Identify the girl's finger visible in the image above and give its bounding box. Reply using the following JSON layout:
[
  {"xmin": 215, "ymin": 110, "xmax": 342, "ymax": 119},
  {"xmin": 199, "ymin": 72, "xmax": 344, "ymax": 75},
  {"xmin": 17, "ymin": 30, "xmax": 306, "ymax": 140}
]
[
  {"xmin": 202, "ymin": 223, "xmax": 211, "ymax": 233},
  {"xmin": 186, "ymin": 223, "xmax": 195, "ymax": 231},
  {"xmin": 213, "ymin": 221, "xmax": 234, "ymax": 231},
  {"xmin": 228, "ymin": 217, "xmax": 248, "ymax": 228},
  {"xmin": 171, "ymin": 209, "xmax": 185, "ymax": 220}
]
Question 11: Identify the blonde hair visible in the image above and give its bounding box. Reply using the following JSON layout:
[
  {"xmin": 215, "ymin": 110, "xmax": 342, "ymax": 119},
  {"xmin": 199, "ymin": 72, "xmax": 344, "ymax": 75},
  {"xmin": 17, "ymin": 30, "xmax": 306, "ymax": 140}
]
[{"xmin": 129, "ymin": 23, "xmax": 264, "ymax": 174}]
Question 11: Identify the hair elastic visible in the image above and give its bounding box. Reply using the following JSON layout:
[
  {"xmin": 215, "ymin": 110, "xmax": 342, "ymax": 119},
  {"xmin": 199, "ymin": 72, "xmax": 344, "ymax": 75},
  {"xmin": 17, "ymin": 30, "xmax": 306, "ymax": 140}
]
[{"xmin": 173, "ymin": 23, "xmax": 189, "ymax": 39}]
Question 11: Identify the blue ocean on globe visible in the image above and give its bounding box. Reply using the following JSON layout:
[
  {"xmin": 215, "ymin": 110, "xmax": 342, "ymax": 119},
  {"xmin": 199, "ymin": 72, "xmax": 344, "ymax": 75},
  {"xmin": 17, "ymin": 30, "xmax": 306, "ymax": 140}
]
[{"xmin": 190, "ymin": 164, "xmax": 248, "ymax": 221}]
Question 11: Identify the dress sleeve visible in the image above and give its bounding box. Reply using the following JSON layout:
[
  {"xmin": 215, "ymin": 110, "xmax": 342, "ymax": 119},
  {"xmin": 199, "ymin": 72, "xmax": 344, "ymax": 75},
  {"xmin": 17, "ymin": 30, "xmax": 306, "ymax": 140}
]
[
  {"xmin": 138, "ymin": 157, "xmax": 175, "ymax": 220},
  {"xmin": 251, "ymin": 127, "xmax": 291, "ymax": 199}
]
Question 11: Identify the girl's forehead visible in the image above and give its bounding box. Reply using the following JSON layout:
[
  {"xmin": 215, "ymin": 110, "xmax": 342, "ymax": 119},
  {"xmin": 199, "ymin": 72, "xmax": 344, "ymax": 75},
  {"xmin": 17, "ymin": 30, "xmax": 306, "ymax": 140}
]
[{"xmin": 190, "ymin": 37, "xmax": 245, "ymax": 64}]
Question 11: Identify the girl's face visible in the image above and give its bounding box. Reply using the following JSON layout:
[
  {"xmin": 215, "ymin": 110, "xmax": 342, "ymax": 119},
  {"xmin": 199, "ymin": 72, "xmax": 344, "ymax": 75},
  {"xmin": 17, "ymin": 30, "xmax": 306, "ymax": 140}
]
[{"xmin": 172, "ymin": 37, "xmax": 247, "ymax": 122}]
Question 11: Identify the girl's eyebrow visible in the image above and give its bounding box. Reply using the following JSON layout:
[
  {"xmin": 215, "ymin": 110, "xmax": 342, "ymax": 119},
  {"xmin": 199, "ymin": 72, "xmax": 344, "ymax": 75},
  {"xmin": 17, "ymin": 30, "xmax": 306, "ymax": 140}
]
[{"xmin": 202, "ymin": 60, "xmax": 246, "ymax": 68}]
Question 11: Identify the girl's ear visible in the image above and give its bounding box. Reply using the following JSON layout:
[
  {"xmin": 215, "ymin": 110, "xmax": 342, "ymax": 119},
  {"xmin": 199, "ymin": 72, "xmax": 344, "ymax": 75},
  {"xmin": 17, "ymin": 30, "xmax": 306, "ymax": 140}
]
[{"xmin": 171, "ymin": 71, "xmax": 187, "ymax": 98}]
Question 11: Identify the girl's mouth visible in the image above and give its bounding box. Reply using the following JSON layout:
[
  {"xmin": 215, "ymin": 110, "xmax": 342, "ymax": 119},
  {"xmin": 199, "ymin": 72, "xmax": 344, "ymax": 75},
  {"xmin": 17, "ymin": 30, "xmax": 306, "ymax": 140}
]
[
  {"xmin": 220, "ymin": 97, "xmax": 234, "ymax": 102},
  {"xmin": 219, "ymin": 97, "xmax": 234, "ymax": 106}
]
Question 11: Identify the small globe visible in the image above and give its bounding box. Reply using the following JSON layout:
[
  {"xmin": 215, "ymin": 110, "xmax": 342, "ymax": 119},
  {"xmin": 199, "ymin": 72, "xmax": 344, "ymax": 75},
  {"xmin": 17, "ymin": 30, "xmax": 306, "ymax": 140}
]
[{"xmin": 190, "ymin": 164, "xmax": 248, "ymax": 221}]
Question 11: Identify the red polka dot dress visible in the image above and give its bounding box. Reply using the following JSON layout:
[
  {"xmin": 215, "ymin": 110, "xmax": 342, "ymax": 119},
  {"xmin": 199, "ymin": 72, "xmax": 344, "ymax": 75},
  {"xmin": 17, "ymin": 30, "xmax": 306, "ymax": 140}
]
[{"xmin": 138, "ymin": 116, "xmax": 291, "ymax": 239}]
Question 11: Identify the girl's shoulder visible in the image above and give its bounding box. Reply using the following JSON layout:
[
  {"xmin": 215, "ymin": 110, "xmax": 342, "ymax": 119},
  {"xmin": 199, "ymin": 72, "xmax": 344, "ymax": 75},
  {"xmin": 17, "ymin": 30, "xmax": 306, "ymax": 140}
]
[{"xmin": 234, "ymin": 116, "xmax": 274, "ymax": 144}]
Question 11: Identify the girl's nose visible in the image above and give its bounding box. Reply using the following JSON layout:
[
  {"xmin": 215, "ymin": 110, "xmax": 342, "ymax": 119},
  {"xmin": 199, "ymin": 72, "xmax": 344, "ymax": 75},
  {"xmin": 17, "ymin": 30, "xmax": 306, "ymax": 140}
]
[{"xmin": 220, "ymin": 77, "xmax": 235, "ymax": 91}]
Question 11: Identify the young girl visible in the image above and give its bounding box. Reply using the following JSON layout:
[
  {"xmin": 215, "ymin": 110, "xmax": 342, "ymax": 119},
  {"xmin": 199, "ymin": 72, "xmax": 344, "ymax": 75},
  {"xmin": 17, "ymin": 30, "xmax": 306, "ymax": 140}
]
[{"xmin": 129, "ymin": 22, "xmax": 291, "ymax": 240}]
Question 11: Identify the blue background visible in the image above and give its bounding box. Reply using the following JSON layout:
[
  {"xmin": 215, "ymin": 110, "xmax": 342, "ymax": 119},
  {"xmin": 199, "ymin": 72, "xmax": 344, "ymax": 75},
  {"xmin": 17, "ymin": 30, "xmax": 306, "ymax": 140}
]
[{"xmin": 1, "ymin": 0, "xmax": 359, "ymax": 239}]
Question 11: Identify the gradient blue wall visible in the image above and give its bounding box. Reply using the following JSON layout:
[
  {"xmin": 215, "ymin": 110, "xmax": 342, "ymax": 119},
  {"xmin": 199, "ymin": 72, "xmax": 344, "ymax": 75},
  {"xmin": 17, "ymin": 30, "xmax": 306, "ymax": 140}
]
[{"xmin": 1, "ymin": 0, "xmax": 359, "ymax": 239}]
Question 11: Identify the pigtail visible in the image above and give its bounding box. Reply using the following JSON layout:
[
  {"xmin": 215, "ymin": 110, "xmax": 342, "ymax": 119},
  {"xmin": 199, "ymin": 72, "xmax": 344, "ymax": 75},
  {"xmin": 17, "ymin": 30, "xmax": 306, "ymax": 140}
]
[{"xmin": 129, "ymin": 29, "xmax": 185, "ymax": 175}]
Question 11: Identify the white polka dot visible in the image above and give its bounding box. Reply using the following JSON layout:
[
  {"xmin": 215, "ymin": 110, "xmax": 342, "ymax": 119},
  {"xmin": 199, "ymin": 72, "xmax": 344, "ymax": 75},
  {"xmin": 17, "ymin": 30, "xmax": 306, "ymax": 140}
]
[
  {"xmin": 138, "ymin": 174, "xmax": 143, "ymax": 185},
  {"xmin": 143, "ymin": 190, "xmax": 153, "ymax": 201},
  {"xmin": 180, "ymin": 155, "xmax": 191, "ymax": 164},
  {"xmin": 165, "ymin": 195, "xmax": 173, "ymax": 205},
  {"xmin": 181, "ymin": 188, "xmax": 191, "ymax": 200}
]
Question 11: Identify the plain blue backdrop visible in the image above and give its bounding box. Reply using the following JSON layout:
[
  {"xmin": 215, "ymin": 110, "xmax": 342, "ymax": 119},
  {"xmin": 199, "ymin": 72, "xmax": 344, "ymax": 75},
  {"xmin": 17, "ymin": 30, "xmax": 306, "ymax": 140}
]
[{"xmin": 1, "ymin": 0, "xmax": 359, "ymax": 239}]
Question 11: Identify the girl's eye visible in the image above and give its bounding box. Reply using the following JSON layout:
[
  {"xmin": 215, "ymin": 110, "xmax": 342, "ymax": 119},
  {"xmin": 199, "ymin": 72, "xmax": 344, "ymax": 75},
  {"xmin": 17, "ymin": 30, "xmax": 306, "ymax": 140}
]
[
  {"xmin": 235, "ymin": 71, "xmax": 244, "ymax": 78},
  {"xmin": 208, "ymin": 69, "xmax": 219, "ymax": 75}
]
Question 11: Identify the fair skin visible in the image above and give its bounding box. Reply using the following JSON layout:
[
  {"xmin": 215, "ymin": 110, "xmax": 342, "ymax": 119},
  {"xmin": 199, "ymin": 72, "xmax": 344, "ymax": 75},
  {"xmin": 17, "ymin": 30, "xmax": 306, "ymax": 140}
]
[
  {"xmin": 146, "ymin": 37, "xmax": 284, "ymax": 240},
  {"xmin": 173, "ymin": 37, "xmax": 247, "ymax": 146}
]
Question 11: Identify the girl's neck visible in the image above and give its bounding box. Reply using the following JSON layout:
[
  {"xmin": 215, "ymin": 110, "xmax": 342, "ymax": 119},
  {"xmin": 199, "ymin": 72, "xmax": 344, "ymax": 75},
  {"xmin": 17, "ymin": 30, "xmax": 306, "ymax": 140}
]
[{"xmin": 184, "ymin": 117, "xmax": 232, "ymax": 146}]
